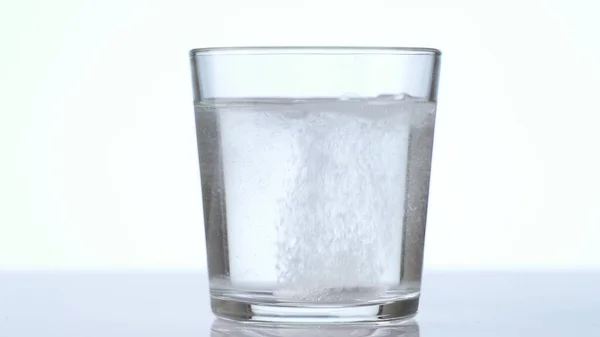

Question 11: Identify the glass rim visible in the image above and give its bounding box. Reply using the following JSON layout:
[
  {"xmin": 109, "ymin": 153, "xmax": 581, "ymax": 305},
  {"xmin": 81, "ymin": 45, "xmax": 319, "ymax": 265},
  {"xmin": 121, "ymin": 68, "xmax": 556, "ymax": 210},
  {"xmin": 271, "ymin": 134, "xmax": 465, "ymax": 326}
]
[{"xmin": 190, "ymin": 46, "xmax": 441, "ymax": 57}]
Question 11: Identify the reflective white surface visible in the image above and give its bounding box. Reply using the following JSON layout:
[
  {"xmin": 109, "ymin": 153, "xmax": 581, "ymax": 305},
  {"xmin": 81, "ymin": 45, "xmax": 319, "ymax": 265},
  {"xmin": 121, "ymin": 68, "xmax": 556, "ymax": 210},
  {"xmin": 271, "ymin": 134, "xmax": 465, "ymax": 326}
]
[{"xmin": 1, "ymin": 272, "xmax": 598, "ymax": 336}]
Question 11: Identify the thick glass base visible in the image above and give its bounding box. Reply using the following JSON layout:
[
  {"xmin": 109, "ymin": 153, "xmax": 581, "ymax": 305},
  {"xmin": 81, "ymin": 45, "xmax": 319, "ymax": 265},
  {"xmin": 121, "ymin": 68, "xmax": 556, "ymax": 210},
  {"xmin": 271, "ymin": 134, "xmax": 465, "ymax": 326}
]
[{"xmin": 211, "ymin": 297, "xmax": 419, "ymax": 324}]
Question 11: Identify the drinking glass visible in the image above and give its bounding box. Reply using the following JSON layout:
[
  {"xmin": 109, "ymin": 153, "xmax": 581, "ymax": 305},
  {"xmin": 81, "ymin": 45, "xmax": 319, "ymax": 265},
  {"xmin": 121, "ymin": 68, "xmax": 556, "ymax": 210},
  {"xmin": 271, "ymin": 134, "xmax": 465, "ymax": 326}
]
[{"xmin": 189, "ymin": 47, "xmax": 441, "ymax": 323}]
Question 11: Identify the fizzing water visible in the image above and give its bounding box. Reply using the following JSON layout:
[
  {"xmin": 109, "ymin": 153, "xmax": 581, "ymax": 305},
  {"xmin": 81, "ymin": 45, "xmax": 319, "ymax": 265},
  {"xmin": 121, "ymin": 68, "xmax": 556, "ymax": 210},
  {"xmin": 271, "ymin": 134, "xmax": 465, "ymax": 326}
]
[{"xmin": 195, "ymin": 95, "xmax": 436, "ymax": 305}]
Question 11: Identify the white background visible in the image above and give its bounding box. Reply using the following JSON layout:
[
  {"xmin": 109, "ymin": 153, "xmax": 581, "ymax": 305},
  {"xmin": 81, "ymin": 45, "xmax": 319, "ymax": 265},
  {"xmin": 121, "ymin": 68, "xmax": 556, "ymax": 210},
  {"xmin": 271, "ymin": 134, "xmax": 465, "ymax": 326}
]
[{"xmin": 1, "ymin": 0, "xmax": 599, "ymax": 271}]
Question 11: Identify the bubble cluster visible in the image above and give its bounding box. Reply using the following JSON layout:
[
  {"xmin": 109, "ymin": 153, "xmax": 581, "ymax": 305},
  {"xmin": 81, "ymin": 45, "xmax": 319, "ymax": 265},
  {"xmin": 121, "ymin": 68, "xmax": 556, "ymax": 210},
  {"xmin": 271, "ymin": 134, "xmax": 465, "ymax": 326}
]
[{"xmin": 269, "ymin": 98, "xmax": 434, "ymax": 301}]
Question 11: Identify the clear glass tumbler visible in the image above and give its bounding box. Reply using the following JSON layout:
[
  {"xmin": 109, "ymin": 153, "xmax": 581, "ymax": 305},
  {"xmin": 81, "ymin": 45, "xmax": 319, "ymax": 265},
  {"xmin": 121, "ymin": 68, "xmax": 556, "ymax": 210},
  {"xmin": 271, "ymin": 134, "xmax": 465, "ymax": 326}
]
[{"xmin": 189, "ymin": 47, "xmax": 441, "ymax": 323}]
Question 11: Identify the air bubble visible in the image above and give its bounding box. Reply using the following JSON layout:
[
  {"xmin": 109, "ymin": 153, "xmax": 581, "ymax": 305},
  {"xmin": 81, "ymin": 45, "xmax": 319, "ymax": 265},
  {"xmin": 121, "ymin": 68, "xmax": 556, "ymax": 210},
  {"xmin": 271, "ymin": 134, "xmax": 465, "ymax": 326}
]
[
  {"xmin": 375, "ymin": 93, "xmax": 418, "ymax": 101},
  {"xmin": 339, "ymin": 92, "xmax": 360, "ymax": 101}
]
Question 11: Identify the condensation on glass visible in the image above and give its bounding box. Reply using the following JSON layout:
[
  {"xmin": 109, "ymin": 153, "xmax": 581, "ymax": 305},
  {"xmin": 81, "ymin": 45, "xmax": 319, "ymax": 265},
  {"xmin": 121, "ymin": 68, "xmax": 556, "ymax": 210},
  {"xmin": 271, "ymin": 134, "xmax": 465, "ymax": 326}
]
[{"xmin": 189, "ymin": 47, "xmax": 441, "ymax": 323}]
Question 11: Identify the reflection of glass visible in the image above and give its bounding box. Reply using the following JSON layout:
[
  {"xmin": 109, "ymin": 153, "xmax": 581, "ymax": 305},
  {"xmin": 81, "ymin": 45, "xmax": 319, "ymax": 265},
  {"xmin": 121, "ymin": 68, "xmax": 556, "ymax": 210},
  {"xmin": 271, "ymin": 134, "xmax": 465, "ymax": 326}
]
[
  {"xmin": 211, "ymin": 318, "xmax": 420, "ymax": 337},
  {"xmin": 190, "ymin": 47, "xmax": 441, "ymax": 323}
]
